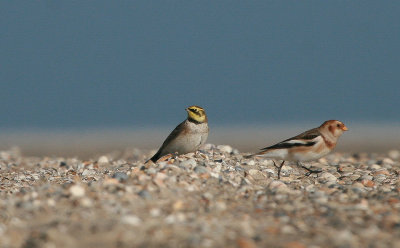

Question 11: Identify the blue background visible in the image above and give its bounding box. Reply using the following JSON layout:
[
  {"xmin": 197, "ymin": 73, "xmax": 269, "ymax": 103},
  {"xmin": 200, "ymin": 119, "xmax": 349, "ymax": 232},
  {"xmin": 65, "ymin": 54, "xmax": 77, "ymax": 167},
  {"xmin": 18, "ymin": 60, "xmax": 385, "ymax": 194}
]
[{"xmin": 1, "ymin": 1, "xmax": 399, "ymax": 129}]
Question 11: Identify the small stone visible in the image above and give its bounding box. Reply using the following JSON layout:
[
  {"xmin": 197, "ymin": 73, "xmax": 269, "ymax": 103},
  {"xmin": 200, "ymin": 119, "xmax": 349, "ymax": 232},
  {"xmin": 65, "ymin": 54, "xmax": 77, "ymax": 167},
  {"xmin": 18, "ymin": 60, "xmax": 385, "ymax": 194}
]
[
  {"xmin": 236, "ymin": 237, "xmax": 257, "ymax": 248},
  {"xmin": 138, "ymin": 190, "xmax": 152, "ymax": 199},
  {"xmin": 349, "ymin": 174, "xmax": 361, "ymax": 181},
  {"xmin": 150, "ymin": 208, "xmax": 161, "ymax": 217},
  {"xmin": 215, "ymin": 201, "xmax": 227, "ymax": 211},
  {"xmin": 260, "ymin": 159, "xmax": 274, "ymax": 166},
  {"xmin": 284, "ymin": 241, "xmax": 306, "ymax": 248},
  {"xmin": 154, "ymin": 172, "xmax": 167, "ymax": 187},
  {"xmin": 355, "ymin": 199, "xmax": 369, "ymax": 210},
  {"xmin": 80, "ymin": 197, "xmax": 93, "ymax": 207},
  {"xmin": 362, "ymin": 179, "xmax": 375, "ymax": 187},
  {"xmin": 164, "ymin": 214, "xmax": 175, "ymax": 224},
  {"xmin": 338, "ymin": 164, "xmax": 354, "ymax": 172},
  {"xmin": 247, "ymin": 169, "xmax": 266, "ymax": 180},
  {"xmin": 269, "ymin": 180, "xmax": 289, "ymax": 193},
  {"xmin": 388, "ymin": 150, "xmax": 400, "ymax": 160},
  {"xmin": 194, "ymin": 166, "xmax": 208, "ymax": 174},
  {"xmin": 352, "ymin": 182, "xmax": 365, "ymax": 188},
  {"xmin": 305, "ymin": 184, "xmax": 315, "ymax": 192},
  {"xmin": 370, "ymin": 164, "xmax": 381, "ymax": 170},
  {"xmin": 374, "ymin": 174, "xmax": 387, "ymax": 183},
  {"xmin": 246, "ymin": 160, "xmax": 255, "ymax": 166},
  {"xmin": 217, "ymin": 145, "xmax": 233, "ymax": 154},
  {"xmin": 103, "ymin": 178, "xmax": 120, "ymax": 185},
  {"xmin": 180, "ymin": 158, "xmax": 197, "ymax": 168},
  {"xmin": 318, "ymin": 172, "xmax": 338, "ymax": 185},
  {"xmin": 281, "ymin": 225, "xmax": 296, "ymax": 234},
  {"xmin": 145, "ymin": 167, "xmax": 156, "ymax": 175},
  {"xmin": 121, "ymin": 215, "xmax": 141, "ymax": 226},
  {"xmin": 69, "ymin": 185, "xmax": 85, "ymax": 197},
  {"xmin": 382, "ymin": 158, "xmax": 394, "ymax": 165},
  {"xmin": 112, "ymin": 172, "xmax": 129, "ymax": 182},
  {"xmin": 334, "ymin": 230, "xmax": 355, "ymax": 246},
  {"xmin": 361, "ymin": 174, "xmax": 373, "ymax": 181},
  {"xmin": 82, "ymin": 169, "xmax": 96, "ymax": 177},
  {"xmin": 98, "ymin": 156, "xmax": 109, "ymax": 166},
  {"xmin": 47, "ymin": 199, "xmax": 56, "ymax": 207},
  {"xmin": 173, "ymin": 200, "xmax": 185, "ymax": 211}
]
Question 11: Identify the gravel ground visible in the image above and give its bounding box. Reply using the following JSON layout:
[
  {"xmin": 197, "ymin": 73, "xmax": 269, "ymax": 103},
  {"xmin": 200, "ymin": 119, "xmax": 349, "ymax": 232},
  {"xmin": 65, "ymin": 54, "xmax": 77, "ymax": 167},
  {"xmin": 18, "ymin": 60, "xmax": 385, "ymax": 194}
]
[{"xmin": 1, "ymin": 145, "xmax": 400, "ymax": 248}]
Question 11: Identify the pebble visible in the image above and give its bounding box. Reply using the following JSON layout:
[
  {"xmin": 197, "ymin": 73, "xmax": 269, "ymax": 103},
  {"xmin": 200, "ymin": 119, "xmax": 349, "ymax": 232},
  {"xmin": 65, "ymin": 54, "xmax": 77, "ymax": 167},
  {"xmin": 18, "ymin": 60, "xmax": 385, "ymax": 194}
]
[
  {"xmin": 217, "ymin": 145, "xmax": 233, "ymax": 154},
  {"xmin": 362, "ymin": 179, "xmax": 375, "ymax": 188},
  {"xmin": 246, "ymin": 160, "xmax": 255, "ymax": 166},
  {"xmin": 248, "ymin": 169, "xmax": 265, "ymax": 180},
  {"xmin": 137, "ymin": 190, "xmax": 152, "ymax": 199},
  {"xmin": 268, "ymin": 180, "xmax": 289, "ymax": 193},
  {"xmin": 318, "ymin": 172, "xmax": 338, "ymax": 184},
  {"xmin": 82, "ymin": 169, "xmax": 96, "ymax": 177},
  {"xmin": 121, "ymin": 215, "xmax": 142, "ymax": 226},
  {"xmin": 69, "ymin": 185, "xmax": 85, "ymax": 197},
  {"xmin": 388, "ymin": 150, "xmax": 400, "ymax": 160},
  {"xmin": 194, "ymin": 165, "xmax": 208, "ymax": 174},
  {"xmin": 0, "ymin": 146, "xmax": 399, "ymax": 247},
  {"xmin": 98, "ymin": 156, "xmax": 109, "ymax": 166},
  {"xmin": 382, "ymin": 158, "xmax": 394, "ymax": 165},
  {"xmin": 370, "ymin": 164, "xmax": 382, "ymax": 170},
  {"xmin": 180, "ymin": 158, "xmax": 197, "ymax": 168},
  {"xmin": 112, "ymin": 172, "xmax": 129, "ymax": 182}
]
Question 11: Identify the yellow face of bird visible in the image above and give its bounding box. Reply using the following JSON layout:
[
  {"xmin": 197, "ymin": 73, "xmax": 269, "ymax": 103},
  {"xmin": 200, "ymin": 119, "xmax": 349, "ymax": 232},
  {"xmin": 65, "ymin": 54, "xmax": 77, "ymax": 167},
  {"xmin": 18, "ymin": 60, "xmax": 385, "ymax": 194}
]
[{"xmin": 186, "ymin": 106, "xmax": 207, "ymax": 123}]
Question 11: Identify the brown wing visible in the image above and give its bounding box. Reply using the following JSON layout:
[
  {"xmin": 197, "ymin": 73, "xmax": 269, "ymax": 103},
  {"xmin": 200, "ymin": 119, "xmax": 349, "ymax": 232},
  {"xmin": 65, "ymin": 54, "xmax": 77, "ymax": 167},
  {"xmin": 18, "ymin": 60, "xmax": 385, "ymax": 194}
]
[
  {"xmin": 261, "ymin": 127, "xmax": 321, "ymax": 151},
  {"xmin": 149, "ymin": 120, "xmax": 186, "ymax": 162}
]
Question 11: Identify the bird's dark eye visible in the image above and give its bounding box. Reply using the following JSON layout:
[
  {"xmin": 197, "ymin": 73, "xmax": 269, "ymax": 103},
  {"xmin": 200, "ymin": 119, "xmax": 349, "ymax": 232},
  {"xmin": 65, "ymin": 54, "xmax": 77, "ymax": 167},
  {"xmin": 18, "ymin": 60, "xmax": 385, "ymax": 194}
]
[{"xmin": 337, "ymin": 124, "xmax": 340, "ymax": 128}]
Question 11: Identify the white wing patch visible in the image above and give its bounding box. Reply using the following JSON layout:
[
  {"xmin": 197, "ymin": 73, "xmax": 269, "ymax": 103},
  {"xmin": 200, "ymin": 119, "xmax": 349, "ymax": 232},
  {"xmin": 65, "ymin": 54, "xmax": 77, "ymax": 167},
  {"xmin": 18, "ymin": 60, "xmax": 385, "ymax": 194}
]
[{"xmin": 255, "ymin": 149, "xmax": 288, "ymax": 160}]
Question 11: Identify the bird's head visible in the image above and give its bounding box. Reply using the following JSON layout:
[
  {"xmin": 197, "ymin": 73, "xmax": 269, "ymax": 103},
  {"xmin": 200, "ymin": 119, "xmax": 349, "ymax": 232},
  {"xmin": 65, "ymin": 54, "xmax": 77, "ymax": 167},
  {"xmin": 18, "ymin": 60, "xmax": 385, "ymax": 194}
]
[
  {"xmin": 186, "ymin": 106, "xmax": 207, "ymax": 123},
  {"xmin": 320, "ymin": 120, "xmax": 348, "ymax": 137}
]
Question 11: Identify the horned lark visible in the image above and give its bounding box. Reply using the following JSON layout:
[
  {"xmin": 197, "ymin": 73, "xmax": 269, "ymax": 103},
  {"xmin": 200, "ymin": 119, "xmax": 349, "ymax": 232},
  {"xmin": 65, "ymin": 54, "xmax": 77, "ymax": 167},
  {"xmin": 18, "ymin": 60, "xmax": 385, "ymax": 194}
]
[
  {"xmin": 248, "ymin": 120, "xmax": 348, "ymax": 178},
  {"xmin": 148, "ymin": 105, "xmax": 209, "ymax": 163}
]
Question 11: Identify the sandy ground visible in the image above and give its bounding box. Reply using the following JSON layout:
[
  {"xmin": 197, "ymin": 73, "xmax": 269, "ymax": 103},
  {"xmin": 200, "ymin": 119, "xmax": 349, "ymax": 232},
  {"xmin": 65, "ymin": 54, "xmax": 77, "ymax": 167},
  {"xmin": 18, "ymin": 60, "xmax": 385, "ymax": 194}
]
[{"xmin": 0, "ymin": 143, "xmax": 400, "ymax": 248}]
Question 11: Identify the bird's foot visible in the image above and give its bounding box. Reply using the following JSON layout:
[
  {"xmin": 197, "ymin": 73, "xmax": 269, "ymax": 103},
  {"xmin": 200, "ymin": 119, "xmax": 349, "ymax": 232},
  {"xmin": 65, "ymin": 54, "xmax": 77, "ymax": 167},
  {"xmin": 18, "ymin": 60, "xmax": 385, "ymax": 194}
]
[
  {"xmin": 300, "ymin": 165, "xmax": 322, "ymax": 176},
  {"xmin": 273, "ymin": 161, "xmax": 285, "ymax": 180}
]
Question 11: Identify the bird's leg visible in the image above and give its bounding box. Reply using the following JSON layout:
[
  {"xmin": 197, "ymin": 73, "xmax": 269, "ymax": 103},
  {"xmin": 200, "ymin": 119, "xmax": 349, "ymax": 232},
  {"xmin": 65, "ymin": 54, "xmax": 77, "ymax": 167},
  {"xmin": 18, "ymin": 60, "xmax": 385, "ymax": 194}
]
[
  {"xmin": 297, "ymin": 162, "xmax": 322, "ymax": 176},
  {"xmin": 273, "ymin": 160, "xmax": 285, "ymax": 180}
]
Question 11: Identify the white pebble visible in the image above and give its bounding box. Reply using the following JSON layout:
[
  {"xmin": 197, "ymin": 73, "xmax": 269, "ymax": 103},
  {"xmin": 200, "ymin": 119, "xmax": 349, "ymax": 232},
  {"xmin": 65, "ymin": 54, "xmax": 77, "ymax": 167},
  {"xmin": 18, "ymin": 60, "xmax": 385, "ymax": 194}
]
[
  {"xmin": 248, "ymin": 169, "xmax": 265, "ymax": 180},
  {"xmin": 318, "ymin": 172, "xmax": 338, "ymax": 184},
  {"xmin": 80, "ymin": 197, "xmax": 93, "ymax": 207},
  {"xmin": 388, "ymin": 150, "xmax": 400, "ymax": 160},
  {"xmin": 260, "ymin": 160, "xmax": 274, "ymax": 166},
  {"xmin": 382, "ymin": 158, "xmax": 394, "ymax": 165},
  {"xmin": 180, "ymin": 158, "xmax": 197, "ymax": 168},
  {"xmin": 269, "ymin": 180, "xmax": 290, "ymax": 193},
  {"xmin": 98, "ymin": 156, "xmax": 109, "ymax": 166},
  {"xmin": 122, "ymin": 215, "xmax": 142, "ymax": 226},
  {"xmin": 217, "ymin": 145, "xmax": 233, "ymax": 154},
  {"xmin": 246, "ymin": 160, "xmax": 255, "ymax": 166},
  {"xmin": 370, "ymin": 164, "xmax": 381, "ymax": 170},
  {"xmin": 150, "ymin": 208, "xmax": 161, "ymax": 217},
  {"xmin": 69, "ymin": 185, "xmax": 85, "ymax": 198},
  {"xmin": 82, "ymin": 169, "xmax": 96, "ymax": 177}
]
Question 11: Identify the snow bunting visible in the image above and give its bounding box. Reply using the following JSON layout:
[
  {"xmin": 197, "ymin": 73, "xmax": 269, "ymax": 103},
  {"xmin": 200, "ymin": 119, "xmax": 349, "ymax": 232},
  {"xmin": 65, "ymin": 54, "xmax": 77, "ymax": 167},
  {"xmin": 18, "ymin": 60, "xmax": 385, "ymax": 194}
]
[
  {"xmin": 248, "ymin": 120, "xmax": 348, "ymax": 178},
  {"xmin": 148, "ymin": 106, "xmax": 209, "ymax": 163}
]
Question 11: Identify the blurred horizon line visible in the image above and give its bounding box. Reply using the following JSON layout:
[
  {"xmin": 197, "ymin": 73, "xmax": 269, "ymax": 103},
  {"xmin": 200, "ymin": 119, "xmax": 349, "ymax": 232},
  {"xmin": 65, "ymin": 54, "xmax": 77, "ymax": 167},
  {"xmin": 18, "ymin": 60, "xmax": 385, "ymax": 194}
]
[{"xmin": 0, "ymin": 122, "xmax": 398, "ymax": 158}]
